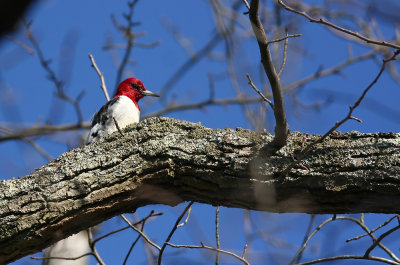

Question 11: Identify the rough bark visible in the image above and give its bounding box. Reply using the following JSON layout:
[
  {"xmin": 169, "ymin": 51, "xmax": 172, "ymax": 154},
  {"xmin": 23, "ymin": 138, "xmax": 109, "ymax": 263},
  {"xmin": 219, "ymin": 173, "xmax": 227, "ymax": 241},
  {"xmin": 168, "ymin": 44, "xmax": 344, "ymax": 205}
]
[{"xmin": 0, "ymin": 117, "xmax": 399, "ymax": 263}]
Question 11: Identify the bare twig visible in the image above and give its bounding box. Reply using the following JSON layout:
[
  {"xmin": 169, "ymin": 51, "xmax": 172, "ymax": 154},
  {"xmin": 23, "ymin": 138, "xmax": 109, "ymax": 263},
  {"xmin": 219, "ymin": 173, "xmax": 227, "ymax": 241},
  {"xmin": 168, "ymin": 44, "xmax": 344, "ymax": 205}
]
[
  {"xmin": 283, "ymin": 50, "xmax": 378, "ymax": 93},
  {"xmin": 295, "ymin": 255, "xmax": 399, "ymax": 265},
  {"xmin": 158, "ymin": 1, "xmax": 242, "ymax": 101},
  {"xmin": 31, "ymin": 253, "xmax": 92, "ymax": 262},
  {"xmin": 246, "ymin": 73, "xmax": 274, "ymax": 109},
  {"xmin": 122, "ymin": 212, "xmax": 159, "ymax": 265},
  {"xmin": 241, "ymin": 0, "xmax": 250, "ymax": 11},
  {"xmin": 0, "ymin": 122, "xmax": 90, "ymax": 143},
  {"xmin": 158, "ymin": 201, "xmax": 194, "ymax": 265},
  {"xmin": 24, "ymin": 20, "xmax": 83, "ymax": 124},
  {"xmin": 295, "ymin": 214, "xmax": 315, "ymax": 263},
  {"xmin": 120, "ymin": 214, "xmax": 161, "ymax": 251},
  {"xmin": 23, "ymin": 138, "xmax": 53, "ymax": 161},
  {"xmin": 113, "ymin": 117, "xmax": 124, "ymax": 136},
  {"xmin": 215, "ymin": 206, "xmax": 221, "ymax": 265},
  {"xmin": 266, "ymin": 33, "xmax": 301, "ymax": 46},
  {"xmin": 177, "ymin": 203, "xmax": 193, "ymax": 228},
  {"xmin": 364, "ymin": 225, "xmax": 400, "ymax": 257},
  {"xmin": 159, "ymin": 33, "xmax": 222, "ymax": 100},
  {"xmin": 289, "ymin": 215, "xmax": 400, "ymax": 265},
  {"xmin": 162, "ymin": 17, "xmax": 195, "ymax": 56},
  {"xmin": 0, "ymin": 126, "xmax": 53, "ymax": 160},
  {"xmin": 123, "ymin": 222, "xmax": 145, "ymax": 265},
  {"xmin": 208, "ymin": 72, "xmax": 216, "ymax": 100},
  {"xmin": 92, "ymin": 211, "xmax": 162, "ymax": 245},
  {"xmin": 166, "ymin": 242, "xmax": 250, "ymax": 265},
  {"xmin": 113, "ymin": 0, "xmax": 140, "ymax": 91},
  {"xmin": 4, "ymin": 34, "xmax": 35, "ymax": 54},
  {"xmin": 277, "ymin": 0, "xmax": 400, "ymax": 50},
  {"xmin": 242, "ymin": 244, "xmax": 248, "ymax": 258},
  {"xmin": 278, "ymin": 29, "xmax": 290, "ymax": 77},
  {"xmin": 146, "ymin": 97, "xmax": 264, "ymax": 118},
  {"xmin": 88, "ymin": 53, "xmax": 110, "ymax": 101},
  {"xmin": 88, "ymin": 228, "xmax": 106, "ymax": 265},
  {"xmin": 347, "ymin": 215, "xmax": 399, "ymax": 243},
  {"xmin": 103, "ymin": 41, "xmax": 160, "ymax": 50}
]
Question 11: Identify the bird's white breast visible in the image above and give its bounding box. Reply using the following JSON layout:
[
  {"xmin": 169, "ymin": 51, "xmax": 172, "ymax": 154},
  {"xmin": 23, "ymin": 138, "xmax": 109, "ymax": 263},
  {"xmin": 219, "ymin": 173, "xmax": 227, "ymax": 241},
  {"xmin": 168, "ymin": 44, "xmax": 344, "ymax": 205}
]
[
  {"xmin": 110, "ymin": 95, "xmax": 140, "ymax": 128},
  {"xmin": 87, "ymin": 95, "xmax": 140, "ymax": 143}
]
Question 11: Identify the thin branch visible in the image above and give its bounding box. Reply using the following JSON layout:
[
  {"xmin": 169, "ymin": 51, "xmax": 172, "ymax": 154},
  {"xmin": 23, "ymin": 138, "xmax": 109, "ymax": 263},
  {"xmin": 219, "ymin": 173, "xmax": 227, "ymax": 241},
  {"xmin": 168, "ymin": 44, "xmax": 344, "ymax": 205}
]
[
  {"xmin": 88, "ymin": 228, "xmax": 106, "ymax": 265},
  {"xmin": 364, "ymin": 225, "xmax": 400, "ymax": 257},
  {"xmin": 88, "ymin": 53, "xmax": 110, "ymax": 101},
  {"xmin": 158, "ymin": 201, "xmax": 194, "ymax": 265},
  {"xmin": 246, "ymin": 73, "xmax": 274, "ymax": 109},
  {"xmin": 92, "ymin": 211, "xmax": 162, "ymax": 245},
  {"xmin": 31, "ymin": 253, "xmax": 92, "ymax": 262},
  {"xmin": 242, "ymin": 244, "xmax": 248, "ymax": 259},
  {"xmin": 281, "ymin": 50, "xmax": 378, "ymax": 93},
  {"xmin": 177, "ymin": 203, "xmax": 193, "ymax": 228},
  {"xmin": 120, "ymin": 214, "xmax": 161, "ymax": 251},
  {"xmin": 146, "ymin": 97, "xmax": 264, "ymax": 118},
  {"xmin": 0, "ymin": 126, "xmax": 53, "ymax": 160},
  {"xmin": 295, "ymin": 255, "xmax": 400, "ymax": 265},
  {"xmin": 277, "ymin": 0, "xmax": 400, "ymax": 50},
  {"xmin": 266, "ymin": 33, "xmax": 301, "ymax": 46},
  {"xmin": 0, "ymin": 122, "xmax": 90, "ymax": 143},
  {"xmin": 158, "ymin": 0, "xmax": 242, "ymax": 100},
  {"xmin": 24, "ymin": 20, "xmax": 83, "ymax": 124},
  {"xmin": 113, "ymin": 117, "xmax": 124, "ymax": 136},
  {"xmin": 158, "ymin": 33, "xmax": 221, "ymax": 100},
  {"xmin": 347, "ymin": 215, "xmax": 399, "ymax": 243},
  {"xmin": 278, "ymin": 29, "xmax": 290, "ymax": 77},
  {"xmin": 241, "ymin": 0, "xmax": 250, "ymax": 11},
  {"xmin": 289, "ymin": 215, "xmax": 400, "ymax": 265},
  {"xmin": 23, "ymin": 138, "xmax": 53, "ymax": 161},
  {"xmin": 122, "ymin": 213, "xmax": 153, "ymax": 265},
  {"xmin": 94, "ymin": 226, "xmax": 130, "ymax": 245},
  {"xmin": 103, "ymin": 41, "xmax": 160, "ymax": 50},
  {"xmin": 295, "ymin": 214, "xmax": 316, "ymax": 263},
  {"xmin": 166, "ymin": 242, "xmax": 250, "ymax": 265},
  {"xmin": 208, "ymin": 72, "xmax": 216, "ymax": 100},
  {"xmin": 215, "ymin": 206, "xmax": 221, "ymax": 265},
  {"xmin": 249, "ymin": 0, "xmax": 288, "ymax": 148},
  {"xmin": 162, "ymin": 17, "xmax": 195, "ymax": 56},
  {"xmin": 113, "ymin": 0, "xmax": 140, "ymax": 91},
  {"xmin": 4, "ymin": 34, "xmax": 35, "ymax": 54}
]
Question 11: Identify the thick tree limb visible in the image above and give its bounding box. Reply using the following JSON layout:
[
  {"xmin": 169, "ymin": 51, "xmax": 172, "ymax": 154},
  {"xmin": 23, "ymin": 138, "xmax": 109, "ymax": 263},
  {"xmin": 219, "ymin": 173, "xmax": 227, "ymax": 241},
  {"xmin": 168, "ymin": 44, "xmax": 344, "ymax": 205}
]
[{"xmin": 0, "ymin": 117, "xmax": 399, "ymax": 263}]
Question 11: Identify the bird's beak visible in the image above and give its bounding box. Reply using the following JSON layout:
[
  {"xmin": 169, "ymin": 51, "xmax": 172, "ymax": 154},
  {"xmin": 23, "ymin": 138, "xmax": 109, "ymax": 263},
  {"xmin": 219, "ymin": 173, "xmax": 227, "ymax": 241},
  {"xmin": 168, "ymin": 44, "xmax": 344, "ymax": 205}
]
[{"xmin": 141, "ymin": 89, "xmax": 160, "ymax": 97}]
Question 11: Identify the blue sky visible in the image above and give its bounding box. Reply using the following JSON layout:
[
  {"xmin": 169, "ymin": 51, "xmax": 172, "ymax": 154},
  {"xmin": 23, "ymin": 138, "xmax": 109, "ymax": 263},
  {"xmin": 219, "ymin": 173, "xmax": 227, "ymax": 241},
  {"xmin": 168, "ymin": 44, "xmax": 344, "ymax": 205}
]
[{"xmin": 1, "ymin": 0, "xmax": 400, "ymax": 264}]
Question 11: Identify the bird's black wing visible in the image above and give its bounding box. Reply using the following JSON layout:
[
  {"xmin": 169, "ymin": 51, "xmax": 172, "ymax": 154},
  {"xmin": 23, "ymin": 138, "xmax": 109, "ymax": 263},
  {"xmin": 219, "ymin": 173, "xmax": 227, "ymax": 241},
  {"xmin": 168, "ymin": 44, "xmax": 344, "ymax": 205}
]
[
  {"xmin": 91, "ymin": 97, "xmax": 120, "ymax": 127},
  {"xmin": 87, "ymin": 97, "xmax": 120, "ymax": 143}
]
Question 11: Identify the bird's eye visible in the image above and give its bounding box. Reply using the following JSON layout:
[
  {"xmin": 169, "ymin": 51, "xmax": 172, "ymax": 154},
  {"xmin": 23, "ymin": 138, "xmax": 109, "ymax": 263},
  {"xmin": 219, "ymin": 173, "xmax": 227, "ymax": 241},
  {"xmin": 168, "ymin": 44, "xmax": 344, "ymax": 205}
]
[{"xmin": 131, "ymin": 83, "xmax": 143, "ymax": 91}]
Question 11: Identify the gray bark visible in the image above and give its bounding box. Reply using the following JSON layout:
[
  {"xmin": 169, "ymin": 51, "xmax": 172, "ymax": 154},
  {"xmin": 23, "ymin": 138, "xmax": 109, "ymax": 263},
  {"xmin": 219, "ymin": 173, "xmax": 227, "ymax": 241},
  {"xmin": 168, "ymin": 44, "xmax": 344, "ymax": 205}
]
[{"xmin": 0, "ymin": 117, "xmax": 399, "ymax": 263}]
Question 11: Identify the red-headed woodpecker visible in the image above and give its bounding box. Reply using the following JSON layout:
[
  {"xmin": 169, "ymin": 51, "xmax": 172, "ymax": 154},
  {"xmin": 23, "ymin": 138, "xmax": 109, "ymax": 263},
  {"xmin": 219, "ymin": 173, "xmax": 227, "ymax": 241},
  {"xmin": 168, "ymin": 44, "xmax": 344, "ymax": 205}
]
[
  {"xmin": 44, "ymin": 78, "xmax": 159, "ymax": 264},
  {"xmin": 87, "ymin": 78, "xmax": 160, "ymax": 143}
]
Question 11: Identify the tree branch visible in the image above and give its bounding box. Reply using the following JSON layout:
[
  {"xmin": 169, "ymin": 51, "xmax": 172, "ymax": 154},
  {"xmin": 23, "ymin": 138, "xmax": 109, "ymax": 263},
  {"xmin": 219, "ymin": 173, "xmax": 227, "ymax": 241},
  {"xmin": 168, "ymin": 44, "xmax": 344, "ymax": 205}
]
[
  {"xmin": 249, "ymin": 0, "xmax": 289, "ymax": 148},
  {"xmin": 1, "ymin": 117, "xmax": 400, "ymax": 263}
]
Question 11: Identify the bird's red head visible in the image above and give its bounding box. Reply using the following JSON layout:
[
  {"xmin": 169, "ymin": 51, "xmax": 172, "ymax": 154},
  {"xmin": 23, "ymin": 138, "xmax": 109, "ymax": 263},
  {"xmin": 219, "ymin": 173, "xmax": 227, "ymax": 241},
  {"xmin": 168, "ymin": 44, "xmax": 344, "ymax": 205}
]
[{"xmin": 114, "ymin": 78, "xmax": 160, "ymax": 109}]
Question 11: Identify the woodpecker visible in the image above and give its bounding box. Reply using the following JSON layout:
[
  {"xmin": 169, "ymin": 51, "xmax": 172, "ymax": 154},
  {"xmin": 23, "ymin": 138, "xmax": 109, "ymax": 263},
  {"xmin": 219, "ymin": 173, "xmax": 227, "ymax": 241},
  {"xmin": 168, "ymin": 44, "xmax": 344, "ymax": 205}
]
[
  {"xmin": 44, "ymin": 78, "xmax": 159, "ymax": 265},
  {"xmin": 87, "ymin": 77, "xmax": 160, "ymax": 143}
]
